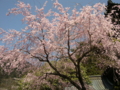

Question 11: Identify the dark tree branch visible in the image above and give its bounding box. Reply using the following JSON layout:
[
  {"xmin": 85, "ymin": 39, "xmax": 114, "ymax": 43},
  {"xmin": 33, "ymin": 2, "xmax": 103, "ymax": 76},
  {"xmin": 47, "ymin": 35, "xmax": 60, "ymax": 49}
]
[
  {"xmin": 46, "ymin": 72, "xmax": 82, "ymax": 90},
  {"xmin": 67, "ymin": 29, "xmax": 77, "ymax": 67}
]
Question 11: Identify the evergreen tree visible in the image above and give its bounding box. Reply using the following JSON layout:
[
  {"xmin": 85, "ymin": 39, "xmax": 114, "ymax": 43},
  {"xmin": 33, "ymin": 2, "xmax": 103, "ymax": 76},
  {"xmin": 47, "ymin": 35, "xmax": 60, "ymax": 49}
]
[{"xmin": 105, "ymin": 0, "xmax": 120, "ymax": 38}]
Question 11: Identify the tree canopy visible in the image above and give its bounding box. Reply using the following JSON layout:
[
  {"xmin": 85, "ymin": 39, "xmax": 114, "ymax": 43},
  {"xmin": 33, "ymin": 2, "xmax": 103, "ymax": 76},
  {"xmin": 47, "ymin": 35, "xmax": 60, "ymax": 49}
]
[
  {"xmin": 0, "ymin": 0, "xmax": 120, "ymax": 90},
  {"xmin": 105, "ymin": 0, "xmax": 120, "ymax": 38}
]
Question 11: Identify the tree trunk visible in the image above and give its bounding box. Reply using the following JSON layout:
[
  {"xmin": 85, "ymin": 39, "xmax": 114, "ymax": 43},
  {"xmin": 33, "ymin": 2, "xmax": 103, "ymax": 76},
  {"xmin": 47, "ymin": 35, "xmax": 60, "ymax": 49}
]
[{"xmin": 77, "ymin": 64, "xmax": 87, "ymax": 90}]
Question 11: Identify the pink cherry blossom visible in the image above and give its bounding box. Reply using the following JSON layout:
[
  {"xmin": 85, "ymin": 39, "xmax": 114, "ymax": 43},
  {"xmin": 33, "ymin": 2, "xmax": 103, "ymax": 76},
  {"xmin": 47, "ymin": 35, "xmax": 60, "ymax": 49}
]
[{"xmin": 0, "ymin": 1, "xmax": 120, "ymax": 90}]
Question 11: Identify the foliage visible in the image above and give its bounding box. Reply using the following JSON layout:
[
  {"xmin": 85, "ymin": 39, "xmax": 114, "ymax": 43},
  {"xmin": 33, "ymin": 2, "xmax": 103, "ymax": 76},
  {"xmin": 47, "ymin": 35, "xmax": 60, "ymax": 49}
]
[
  {"xmin": 16, "ymin": 60, "xmax": 91, "ymax": 90},
  {"xmin": 81, "ymin": 45, "xmax": 114, "ymax": 75},
  {"xmin": 17, "ymin": 70, "xmax": 64, "ymax": 90},
  {"xmin": 0, "ymin": 78, "xmax": 18, "ymax": 90},
  {"xmin": 114, "ymin": 86, "xmax": 120, "ymax": 90},
  {"xmin": 105, "ymin": 0, "xmax": 120, "ymax": 38},
  {"xmin": 80, "ymin": 64, "xmax": 91, "ymax": 84}
]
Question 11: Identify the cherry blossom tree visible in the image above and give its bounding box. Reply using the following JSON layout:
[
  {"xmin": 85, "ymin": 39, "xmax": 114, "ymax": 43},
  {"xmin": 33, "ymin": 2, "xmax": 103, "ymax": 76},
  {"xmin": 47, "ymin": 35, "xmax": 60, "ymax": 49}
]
[{"xmin": 0, "ymin": 0, "xmax": 120, "ymax": 90}]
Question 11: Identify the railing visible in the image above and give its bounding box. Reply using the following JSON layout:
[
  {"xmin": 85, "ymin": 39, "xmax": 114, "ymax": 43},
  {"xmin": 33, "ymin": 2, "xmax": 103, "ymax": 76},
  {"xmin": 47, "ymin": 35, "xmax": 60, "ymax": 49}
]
[{"xmin": 64, "ymin": 85, "xmax": 78, "ymax": 90}]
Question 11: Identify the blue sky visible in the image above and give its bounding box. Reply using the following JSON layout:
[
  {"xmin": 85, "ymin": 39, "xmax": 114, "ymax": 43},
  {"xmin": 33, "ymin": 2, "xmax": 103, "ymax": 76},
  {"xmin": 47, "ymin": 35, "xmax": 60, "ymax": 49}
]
[{"xmin": 0, "ymin": 0, "xmax": 120, "ymax": 32}]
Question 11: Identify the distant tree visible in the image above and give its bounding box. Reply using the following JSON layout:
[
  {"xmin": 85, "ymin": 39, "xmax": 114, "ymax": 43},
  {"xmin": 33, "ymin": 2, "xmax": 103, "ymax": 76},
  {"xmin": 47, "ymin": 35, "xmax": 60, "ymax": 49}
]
[
  {"xmin": 105, "ymin": 0, "xmax": 120, "ymax": 65},
  {"xmin": 105, "ymin": 0, "xmax": 120, "ymax": 38},
  {"xmin": 81, "ymin": 45, "xmax": 112, "ymax": 75},
  {"xmin": 102, "ymin": 1, "xmax": 120, "ymax": 89},
  {"xmin": 0, "ymin": 1, "xmax": 120, "ymax": 90}
]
